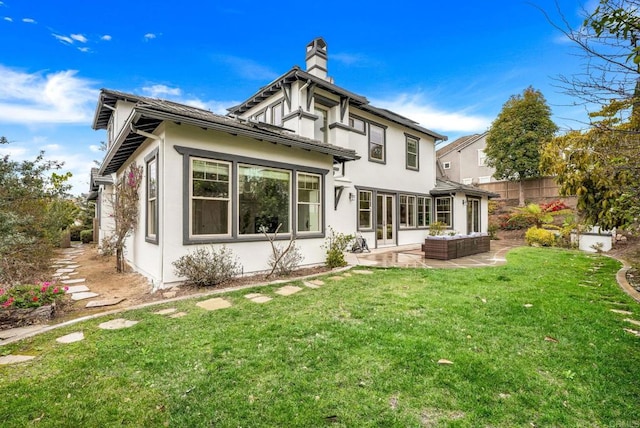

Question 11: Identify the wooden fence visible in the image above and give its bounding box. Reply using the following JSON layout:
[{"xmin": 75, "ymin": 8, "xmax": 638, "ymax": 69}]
[{"xmin": 477, "ymin": 177, "xmax": 571, "ymax": 204}]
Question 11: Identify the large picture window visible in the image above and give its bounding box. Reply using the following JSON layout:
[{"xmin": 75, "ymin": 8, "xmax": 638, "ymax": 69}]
[
  {"xmin": 435, "ymin": 196, "xmax": 452, "ymax": 227},
  {"xmin": 417, "ymin": 196, "xmax": 431, "ymax": 227},
  {"xmin": 146, "ymin": 156, "xmax": 158, "ymax": 241},
  {"xmin": 297, "ymin": 173, "xmax": 321, "ymax": 232},
  {"xmin": 191, "ymin": 159, "xmax": 231, "ymax": 236},
  {"xmin": 369, "ymin": 123, "xmax": 385, "ymax": 162},
  {"xmin": 400, "ymin": 195, "xmax": 416, "ymax": 228},
  {"xmin": 358, "ymin": 190, "xmax": 372, "ymax": 230},
  {"xmin": 406, "ymin": 136, "xmax": 419, "ymax": 170},
  {"xmin": 239, "ymin": 165, "xmax": 290, "ymax": 234}
]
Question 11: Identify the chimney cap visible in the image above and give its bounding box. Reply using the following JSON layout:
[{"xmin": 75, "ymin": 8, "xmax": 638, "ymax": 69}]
[{"xmin": 306, "ymin": 37, "xmax": 327, "ymax": 58}]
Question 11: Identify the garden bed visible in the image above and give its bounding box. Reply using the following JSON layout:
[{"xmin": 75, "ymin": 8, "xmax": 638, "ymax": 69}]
[{"xmin": 0, "ymin": 305, "xmax": 54, "ymax": 330}]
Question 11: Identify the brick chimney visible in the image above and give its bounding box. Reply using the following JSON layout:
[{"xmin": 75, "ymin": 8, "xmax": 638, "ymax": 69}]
[{"xmin": 305, "ymin": 38, "xmax": 328, "ymax": 80}]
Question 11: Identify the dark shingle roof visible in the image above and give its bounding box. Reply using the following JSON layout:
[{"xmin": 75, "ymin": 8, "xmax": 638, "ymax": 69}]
[
  {"xmin": 430, "ymin": 178, "xmax": 500, "ymax": 199},
  {"xmin": 94, "ymin": 89, "xmax": 358, "ymax": 175}
]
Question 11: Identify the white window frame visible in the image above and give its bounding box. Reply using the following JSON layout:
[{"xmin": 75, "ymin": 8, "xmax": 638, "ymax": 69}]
[
  {"xmin": 369, "ymin": 123, "xmax": 386, "ymax": 163},
  {"xmin": 443, "ymin": 161, "xmax": 451, "ymax": 170},
  {"xmin": 145, "ymin": 154, "xmax": 158, "ymax": 243},
  {"xmin": 462, "ymin": 178, "xmax": 473, "ymax": 185},
  {"xmin": 479, "ymin": 176, "xmax": 491, "ymax": 184},
  {"xmin": 478, "ymin": 149, "xmax": 487, "ymax": 166},
  {"xmin": 297, "ymin": 172, "xmax": 321, "ymax": 234},
  {"xmin": 271, "ymin": 101, "xmax": 283, "ymax": 127},
  {"xmin": 406, "ymin": 136, "xmax": 419, "ymax": 170},
  {"xmin": 190, "ymin": 158, "xmax": 232, "ymax": 238},
  {"xmin": 358, "ymin": 190, "xmax": 373, "ymax": 230},
  {"xmin": 435, "ymin": 196, "xmax": 453, "ymax": 227}
]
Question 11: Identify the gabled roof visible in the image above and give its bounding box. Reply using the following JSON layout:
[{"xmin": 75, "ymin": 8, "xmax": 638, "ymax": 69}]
[
  {"xmin": 227, "ymin": 66, "xmax": 447, "ymax": 142},
  {"xmin": 436, "ymin": 132, "xmax": 487, "ymax": 157},
  {"xmin": 430, "ymin": 178, "xmax": 500, "ymax": 199},
  {"xmin": 93, "ymin": 89, "xmax": 358, "ymax": 175}
]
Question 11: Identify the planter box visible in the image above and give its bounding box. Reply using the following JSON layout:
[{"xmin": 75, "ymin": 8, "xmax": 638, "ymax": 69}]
[
  {"xmin": 421, "ymin": 235, "xmax": 490, "ymax": 260},
  {"xmin": 0, "ymin": 305, "xmax": 54, "ymax": 330}
]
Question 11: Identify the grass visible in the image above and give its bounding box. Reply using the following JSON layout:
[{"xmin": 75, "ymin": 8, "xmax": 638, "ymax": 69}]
[{"xmin": 1, "ymin": 247, "xmax": 639, "ymax": 427}]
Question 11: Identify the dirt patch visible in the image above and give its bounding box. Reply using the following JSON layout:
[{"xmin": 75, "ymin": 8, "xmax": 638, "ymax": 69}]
[{"xmin": 53, "ymin": 244, "xmax": 331, "ymax": 322}]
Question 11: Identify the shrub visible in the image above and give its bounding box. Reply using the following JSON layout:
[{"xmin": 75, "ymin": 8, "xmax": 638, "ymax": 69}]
[
  {"xmin": 323, "ymin": 227, "xmax": 354, "ymax": 269},
  {"xmin": 172, "ymin": 246, "xmax": 242, "ymax": 287},
  {"xmin": 69, "ymin": 224, "xmax": 83, "ymax": 241},
  {"xmin": 488, "ymin": 221, "xmax": 500, "ymax": 240},
  {"xmin": 540, "ymin": 200, "xmax": 570, "ymax": 213},
  {"xmin": 0, "ymin": 282, "xmax": 68, "ymax": 309},
  {"xmin": 268, "ymin": 242, "xmax": 304, "ymax": 276},
  {"xmin": 428, "ymin": 221, "xmax": 447, "ymax": 236},
  {"xmin": 525, "ymin": 226, "xmax": 556, "ymax": 247},
  {"xmin": 80, "ymin": 229, "xmax": 93, "ymax": 244}
]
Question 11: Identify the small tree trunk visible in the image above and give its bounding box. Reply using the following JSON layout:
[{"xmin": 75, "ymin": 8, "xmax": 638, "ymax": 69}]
[
  {"xmin": 116, "ymin": 248, "xmax": 123, "ymax": 273},
  {"xmin": 518, "ymin": 180, "xmax": 525, "ymax": 207}
]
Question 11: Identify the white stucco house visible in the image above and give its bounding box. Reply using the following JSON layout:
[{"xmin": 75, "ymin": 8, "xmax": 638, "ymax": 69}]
[{"xmin": 89, "ymin": 38, "xmax": 497, "ymax": 288}]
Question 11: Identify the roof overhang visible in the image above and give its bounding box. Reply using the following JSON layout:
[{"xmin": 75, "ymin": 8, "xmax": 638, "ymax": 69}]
[{"xmin": 430, "ymin": 179, "xmax": 500, "ymax": 199}]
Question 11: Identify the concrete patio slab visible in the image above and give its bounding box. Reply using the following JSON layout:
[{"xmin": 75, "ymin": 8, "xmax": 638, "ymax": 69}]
[{"xmin": 196, "ymin": 298, "xmax": 232, "ymax": 310}]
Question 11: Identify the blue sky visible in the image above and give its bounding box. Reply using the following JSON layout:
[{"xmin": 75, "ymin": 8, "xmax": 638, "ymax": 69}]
[{"xmin": 1, "ymin": 0, "xmax": 596, "ymax": 195}]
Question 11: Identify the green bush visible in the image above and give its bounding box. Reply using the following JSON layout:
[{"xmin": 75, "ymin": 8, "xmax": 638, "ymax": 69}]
[
  {"xmin": 0, "ymin": 282, "xmax": 68, "ymax": 309},
  {"xmin": 323, "ymin": 227, "xmax": 354, "ymax": 269},
  {"xmin": 80, "ymin": 229, "xmax": 93, "ymax": 244},
  {"xmin": 69, "ymin": 224, "xmax": 83, "ymax": 241},
  {"xmin": 172, "ymin": 246, "xmax": 242, "ymax": 287},
  {"xmin": 525, "ymin": 226, "xmax": 556, "ymax": 247}
]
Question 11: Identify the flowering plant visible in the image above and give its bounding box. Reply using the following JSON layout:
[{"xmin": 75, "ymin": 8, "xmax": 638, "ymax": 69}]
[{"xmin": 0, "ymin": 282, "xmax": 68, "ymax": 309}]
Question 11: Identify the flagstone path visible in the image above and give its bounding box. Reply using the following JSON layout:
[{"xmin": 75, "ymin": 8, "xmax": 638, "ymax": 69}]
[{"xmin": 0, "ymin": 268, "xmax": 377, "ymax": 364}]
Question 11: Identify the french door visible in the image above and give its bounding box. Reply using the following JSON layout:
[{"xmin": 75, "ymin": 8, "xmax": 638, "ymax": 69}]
[
  {"xmin": 467, "ymin": 198, "xmax": 480, "ymax": 234},
  {"xmin": 376, "ymin": 194, "xmax": 395, "ymax": 246}
]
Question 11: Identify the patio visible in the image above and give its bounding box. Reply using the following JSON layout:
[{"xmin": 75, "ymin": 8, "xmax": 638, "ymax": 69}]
[{"xmin": 346, "ymin": 239, "xmax": 522, "ymax": 269}]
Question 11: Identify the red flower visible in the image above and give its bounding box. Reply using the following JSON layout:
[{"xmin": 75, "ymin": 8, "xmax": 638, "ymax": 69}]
[{"xmin": 32, "ymin": 296, "xmax": 39, "ymax": 302}]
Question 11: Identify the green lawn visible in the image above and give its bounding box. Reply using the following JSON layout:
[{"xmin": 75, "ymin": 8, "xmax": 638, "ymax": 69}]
[{"xmin": 1, "ymin": 247, "xmax": 639, "ymax": 427}]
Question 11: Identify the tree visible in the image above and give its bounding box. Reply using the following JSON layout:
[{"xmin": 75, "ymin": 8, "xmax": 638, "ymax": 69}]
[
  {"xmin": 541, "ymin": 0, "xmax": 640, "ymax": 231},
  {"xmin": 485, "ymin": 87, "xmax": 558, "ymax": 206},
  {"xmin": 101, "ymin": 162, "xmax": 143, "ymax": 272}
]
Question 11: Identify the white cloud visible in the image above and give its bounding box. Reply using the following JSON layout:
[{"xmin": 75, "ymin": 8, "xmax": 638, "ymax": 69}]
[
  {"xmin": 332, "ymin": 52, "xmax": 375, "ymax": 67},
  {"xmin": 144, "ymin": 33, "xmax": 156, "ymax": 40},
  {"xmin": 78, "ymin": 47, "xmax": 90, "ymax": 53},
  {"xmin": 53, "ymin": 33, "xmax": 73, "ymax": 44},
  {"xmin": 4, "ymin": 17, "xmax": 12, "ymax": 22},
  {"xmin": 22, "ymin": 18, "xmax": 36, "ymax": 24},
  {"xmin": 0, "ymin": 65, "xmax": 98, "ymax": 124},
  {"xmin": 71, "ymin": 34, "xmax": 87, "ymax": 43},
  {"xmin": 89, "ymin": 144, "xmax": 102, "ymax": 152},
  {"xmin": 142, "ymin": 84, "xmax": 182, "ymax": 98},
  {"xmin": 101, "ymin": 34, "xmax": 112, "ymax": 41},
  {"xmin": 372, "ymin": 93, "xmax": 492, "ymax": 134},
  {"xmin": 215, "ymin": 55, "xmax": 278, "ymax": 81}
]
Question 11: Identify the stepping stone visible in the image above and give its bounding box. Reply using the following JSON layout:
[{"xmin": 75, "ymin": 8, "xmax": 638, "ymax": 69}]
[
  {"xmin": 65, "ymin": 265, "xmax": 80, "ymax": 269},
  {"xmin": 65, "ymin": 285, "xmax": 90, "ymax": 294},
  {"xmin": 329, "ymin": 276, "xmax": 345, "ymax": 281},
  {"xmin": 0, "ymin": 324, "xmax": 48, "ymax": 340},
  {"xmin": 56, "ymin": 268, "xmax": 75, "ymax": 273},
  {"xmin": 623, "ymin": 328, "xmax": 640, "ymax": 337},
  {"xmin": 154, "ymin": 308, "xmax": 178, "ymax": 315},
  {"xmin": 98, "ymin": 318, "xmax": 139, "ymax": 330},
  {"xmin": 303, "ymin": 281, "xmax": 321, "ymax": 289},
  {"xmin": 71, "ymin": 292, "xmax": 100, "ymax": 301},
  {"xmin": 524, "ymin": 304, "xmax": 533, "ymax": 308},
  {"xmin": 247, "ymin": 294, "xmax": 272, "ymax": 303},
  {"xmin": 163, "ymin": 291, "xmax": 177, "ymax": 299},
  {"xmin": 437, "ymin": 359, "xmax": 454, "ymax": 365},
  {"xmin": 275, "ymin": 285, "xmax": 302, "ymax": 296},
  {"xmin": 169, "ymin": 312, "xmax": 188, "ymax": 318},
  {"xmin": 611, "ymin": 309, "xmax": 633, "ymax": 315},
  {"xmin": 58, "ymin": 276, "xmax": 70, "ymax": 280},
  {"xmin": 624, "ymin": 318, "xmax": 640, "ymax": 327},
  {"xmin": 0, "ymin": 355, "xmax": 35, "ymax": 365},
  {"xmin": 309, "ymin": 279, "xmax": 325, "ymax": 286},
  {"xmin": 343, "ymin": 273, "xmax": 352, "ymax": 277},
  {"xmin": 196, "ymin": 298, "xmax": 231, "ymax": 311},
  {"xmin": 245, "ymin": 293, "xmax": 263, "ymax": 299},
  {"xmin": 56, "ymin": 332, "xmax": 84, "ymax": 344},
  {"xmin": 61, "ymin": 278, "xmax": 86, "ymax": 285},
  {"xmin": 85, "ymin": 297, "xmax": 126, "ymax": 308}
]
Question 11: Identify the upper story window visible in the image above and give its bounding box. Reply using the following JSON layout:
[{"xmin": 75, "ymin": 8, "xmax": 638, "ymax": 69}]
[
  {"xmin": 479, "ymin": 176, "xmax": 491, "ymax": 184},
  {"xmin": 406, "ymin": 136, "xmax": 419, "ymax": 170},
  {"xmin": 314, "ymin": 106, "xmax": 329, "ymax": 144},
  {"xmin": 462, "ymin": 178, "xmax": 473, "ymax": 185},
  {"xmin": 271, "ymin": 102, "xmax": 283, "ymax": 127},
  {"xmin": 254, "ymin": 110, "xmax": 266, "ymax": 123},
  {"xmin": 369, "ymin": 123, "xmax": 385, "ymax": 163},
  {"xmin": 443, "ymin": 161, "xmax": 451, "ymax": 170},
  {"xmin": 478, "ymin": 149, "xmax": 487, "ymax": 166},
  {"xmin": 349, "ymin": 115, "xmax": 366, "ymax": 133}
]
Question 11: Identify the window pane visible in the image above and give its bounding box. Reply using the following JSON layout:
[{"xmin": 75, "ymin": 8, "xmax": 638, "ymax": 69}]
[
  {"xmin": 298, "ymin": 174, "xmax": 320, "ymax": 203},
  {"xmin": 148, "ymin": 159, "xmax": 157, "ymax": 198},
  {"xmin": 358, "ymin": 190, "xmax": 372, "ymax": 229},
  {"xmin": 239, "ymin": 165, "xmax": 290, "ymax": 234},
  {"xmin": 148, "ymin": 199, "xmax": 157, "ymax": 236},
  {"xmin": 192, "ymin": 199, "xmax": 229, "ymax": 235},
  {"xmin": 369, "ymin": 124, "xmax": 385, "ymax": 161},
  {"xmin": 408, "ymin": 196, "xmax": 416, "ymax": 227},
  {"xmin": 315, "ymin": 106, "xmax": 328, "ymax": 143},
  {"xmin": 370, "ymin": 124, "xmax": 383, "ymax": 144},
  {"xmin": 298, "ymin": 203, "xmax": 320, "ymax": 232}
]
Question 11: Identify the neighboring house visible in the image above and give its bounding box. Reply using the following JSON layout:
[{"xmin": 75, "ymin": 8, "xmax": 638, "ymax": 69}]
[
  {"xmin": 436, "ymin": 132, "xmax": 495, "ymax": 185},
  {"xmin": 90, "ymin": 38, "xmax": 497, "ymax": 289}
]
